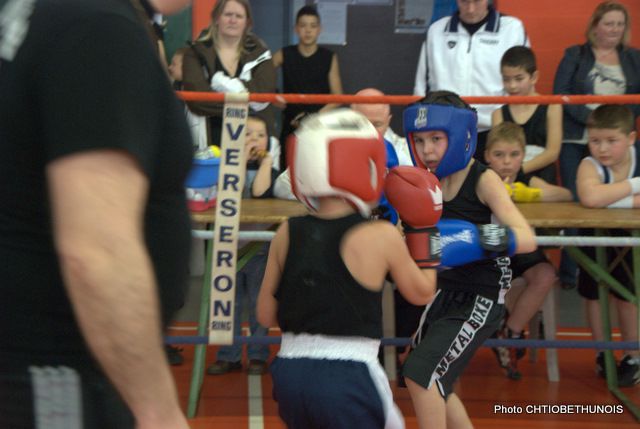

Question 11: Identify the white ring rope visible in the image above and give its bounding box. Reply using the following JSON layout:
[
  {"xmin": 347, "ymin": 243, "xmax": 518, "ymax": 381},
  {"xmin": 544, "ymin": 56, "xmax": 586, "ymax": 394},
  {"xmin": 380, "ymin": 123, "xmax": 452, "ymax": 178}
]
[
  {"xmin": 192, "ymin": 229, "xmax": 640, "ymax": 247},
  {"xmin": 535, "ymin": 236, "xmax": 640, "ymax": 247}
]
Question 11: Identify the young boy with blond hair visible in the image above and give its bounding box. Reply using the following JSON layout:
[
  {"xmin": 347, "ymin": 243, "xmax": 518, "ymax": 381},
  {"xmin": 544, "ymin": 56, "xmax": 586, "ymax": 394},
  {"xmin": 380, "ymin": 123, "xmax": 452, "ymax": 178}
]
[{"xmin": 485, "ymin": 122, "xmax": 572, "ymax": 379}]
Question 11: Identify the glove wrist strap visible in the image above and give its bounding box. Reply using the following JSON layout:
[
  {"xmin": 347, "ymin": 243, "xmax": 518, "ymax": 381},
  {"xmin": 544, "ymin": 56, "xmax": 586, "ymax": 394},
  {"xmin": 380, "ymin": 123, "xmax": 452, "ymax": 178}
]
[
  {"xmin": 478, "ymin": 224, "xmax": 516, "ymax": 257},
  {"xmin": 403, "ymin": 224, "xmax": 441, "ymax": 268}
]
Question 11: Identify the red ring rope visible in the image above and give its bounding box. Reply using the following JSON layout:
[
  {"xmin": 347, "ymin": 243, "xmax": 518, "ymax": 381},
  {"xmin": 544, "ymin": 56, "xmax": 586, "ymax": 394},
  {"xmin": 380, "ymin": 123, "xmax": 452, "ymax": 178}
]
[{"xmin": 177, "ymin": 91, "xmax": 640, "ymax": 105}]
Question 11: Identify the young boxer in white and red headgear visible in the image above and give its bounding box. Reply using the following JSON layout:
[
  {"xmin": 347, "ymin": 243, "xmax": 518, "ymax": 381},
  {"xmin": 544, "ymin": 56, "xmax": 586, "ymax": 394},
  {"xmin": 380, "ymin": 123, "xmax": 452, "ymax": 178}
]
[{"xmin": 256, "ymin": 108, "xmax": 442, "ymax": 429}]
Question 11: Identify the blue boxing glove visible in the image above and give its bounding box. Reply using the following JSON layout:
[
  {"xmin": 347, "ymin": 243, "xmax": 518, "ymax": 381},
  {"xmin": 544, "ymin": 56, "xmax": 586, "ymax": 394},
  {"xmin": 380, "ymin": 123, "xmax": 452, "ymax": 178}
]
[{"xmin": 438, "ymin": 219, "xmax": 516, "ymax": 268}]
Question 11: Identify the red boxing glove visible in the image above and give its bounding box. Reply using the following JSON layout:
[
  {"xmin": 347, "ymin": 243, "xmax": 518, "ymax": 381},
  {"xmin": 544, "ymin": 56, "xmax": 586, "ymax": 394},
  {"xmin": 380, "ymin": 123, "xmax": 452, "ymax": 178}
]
[{"xmin": 384, "ymin": 166, "xmax": 443, "ymax": 267}]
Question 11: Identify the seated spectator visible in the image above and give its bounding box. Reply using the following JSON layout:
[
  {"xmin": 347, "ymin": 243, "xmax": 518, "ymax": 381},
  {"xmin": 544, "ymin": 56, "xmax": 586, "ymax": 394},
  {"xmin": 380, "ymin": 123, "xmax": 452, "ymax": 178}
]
[
  {"xmin": 351, "ymin": 88, "xmax": 412, "ymax": 167},
  {"xmin": 576, "ymin": 104, "xmax": 640, "ymax": 386},
  {"xmin": 484, "ymin": 122, "xmax": 572, "ymax": 380},
  {"xmin": 206, "ymin": 114, "xmax": 279, "ymax": 376},
  {"xmin": 553, "ymin": 0, "xmax": 640, "ymax": 290},
  {"xmin": 492, "ymin": 46, "xmax": 562, "ymax": 184}
]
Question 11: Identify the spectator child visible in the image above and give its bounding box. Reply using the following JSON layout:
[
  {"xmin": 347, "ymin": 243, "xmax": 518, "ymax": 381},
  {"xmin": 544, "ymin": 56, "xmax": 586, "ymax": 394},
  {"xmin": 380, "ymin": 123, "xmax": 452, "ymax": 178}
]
[
  {"xmin": 484, "ymin": 122, "xmax": 571, "ymax": 379},
  {"xmin": 576, "ymin": 104, "xmax": 640, "ymax": 386},
  {"xmin": 492, "ymin": 46, "xmax": 562, "ymax": 184},
  {"xmin": 273, "ymin": 5, "xmax": 343, "ymax": 167},
  {"xmin": 168, "ymin": 47, "xmax": 187, "ymax": 89},
  {"xmin": 206, "ymin": 115, "xmax": 279, "ymax": 376},
  {"xmin": 553, "ymin": 0, "xmax": 640, "ymax": 289}
]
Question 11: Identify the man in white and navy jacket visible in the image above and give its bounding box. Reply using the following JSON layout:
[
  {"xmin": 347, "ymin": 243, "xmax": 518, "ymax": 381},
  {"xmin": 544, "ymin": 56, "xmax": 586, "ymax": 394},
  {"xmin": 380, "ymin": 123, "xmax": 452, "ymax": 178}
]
[{"xmin": 413, "ymin": 0, "xmax": 529, "ymax": 160}]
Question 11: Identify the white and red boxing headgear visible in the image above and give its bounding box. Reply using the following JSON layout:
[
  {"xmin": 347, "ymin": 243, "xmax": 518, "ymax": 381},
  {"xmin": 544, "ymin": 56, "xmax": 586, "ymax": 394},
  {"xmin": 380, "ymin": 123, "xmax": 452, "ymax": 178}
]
[{"xmin": 287, "ymin": 109, "xmax": 386, "ymax": 216}]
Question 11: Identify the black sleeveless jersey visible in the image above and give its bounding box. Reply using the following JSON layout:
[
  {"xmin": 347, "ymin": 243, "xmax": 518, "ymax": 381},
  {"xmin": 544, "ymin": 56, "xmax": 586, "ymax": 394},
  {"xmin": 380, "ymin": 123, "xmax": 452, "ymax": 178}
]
[
  {"xmin": 501, "ymin": 104, "xmax": 557, "ymax": 183},
  {"xmin": 275, "ymin": 214, "xmax": 383, "ymax": 339},
  {"xmin": 281, "ymin": 45, "xmax": 333, "ymax": 130},
  {"xmin": 439, "ymin": 162, "xmax": 512, "ymax": 300},
  {"xmin": 501, "ymin": 104, "xmax": 548, "ymax": 149}
]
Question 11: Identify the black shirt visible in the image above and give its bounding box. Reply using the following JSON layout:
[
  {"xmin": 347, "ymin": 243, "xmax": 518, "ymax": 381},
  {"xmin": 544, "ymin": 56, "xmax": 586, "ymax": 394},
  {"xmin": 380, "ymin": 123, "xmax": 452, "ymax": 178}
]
[
  {"xmin": 460, "ymin": 13, "xmax": 490, "ymax": 36},
  {"xmin": 514, "ymin": 169, "xmax": 534, "ymax": 186},
  {"xmin": 275, "ymin": 214, "xmax": 383, "ymax": 339},
  {"xmin": 0, "ymin": 0, "xmax": 192, "ymax": 365},
  {"xmin": 501, "ymin": 104, "xmax": 557, "ymax": 183},
  {"xmin": 280, "ymin": 45, "xmax": 333, "ymax": 137},
  {"xmin": 439, "ymin": 162, "xmax": 512, "ymax": 300}
]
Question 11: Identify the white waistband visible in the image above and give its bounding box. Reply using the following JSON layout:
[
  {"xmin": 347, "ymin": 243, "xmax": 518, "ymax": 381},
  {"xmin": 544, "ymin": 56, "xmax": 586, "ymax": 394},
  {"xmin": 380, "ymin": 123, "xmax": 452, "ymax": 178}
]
[{"xmin": 278, "ymin": 333, "xmax": 381, "ymax": 363}]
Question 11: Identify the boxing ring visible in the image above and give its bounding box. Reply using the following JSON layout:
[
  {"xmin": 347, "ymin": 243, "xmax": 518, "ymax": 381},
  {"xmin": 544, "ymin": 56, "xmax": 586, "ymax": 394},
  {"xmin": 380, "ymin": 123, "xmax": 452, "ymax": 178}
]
[{"xmin": 176, "ymin": 91, "xmax": 640, "ymax": 420}]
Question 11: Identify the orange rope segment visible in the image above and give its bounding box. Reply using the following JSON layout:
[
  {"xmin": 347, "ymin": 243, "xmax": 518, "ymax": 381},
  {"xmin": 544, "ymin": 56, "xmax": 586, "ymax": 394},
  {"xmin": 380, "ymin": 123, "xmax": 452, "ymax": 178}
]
[{"xmin": 177, "ymin": 91, "xmax": 640, "ymax": 105}]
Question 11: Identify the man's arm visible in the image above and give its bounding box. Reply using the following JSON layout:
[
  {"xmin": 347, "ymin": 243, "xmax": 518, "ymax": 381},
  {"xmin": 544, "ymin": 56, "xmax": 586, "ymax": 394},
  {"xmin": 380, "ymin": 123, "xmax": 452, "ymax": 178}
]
[{"xmin": 47, "ymin": 150, "xmax": 188, "ymax": 429}]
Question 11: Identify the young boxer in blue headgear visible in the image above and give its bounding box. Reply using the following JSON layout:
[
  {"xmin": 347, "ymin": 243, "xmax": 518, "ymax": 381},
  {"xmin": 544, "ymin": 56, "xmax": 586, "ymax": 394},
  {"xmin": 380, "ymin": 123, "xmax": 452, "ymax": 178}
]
[
  {"xmin": 391, "ymin": 91, "xmax": 536, "ymax": 429},
  {"xmin": 257, "ymin": 108, "xmax": 443, "ymax": 429}
]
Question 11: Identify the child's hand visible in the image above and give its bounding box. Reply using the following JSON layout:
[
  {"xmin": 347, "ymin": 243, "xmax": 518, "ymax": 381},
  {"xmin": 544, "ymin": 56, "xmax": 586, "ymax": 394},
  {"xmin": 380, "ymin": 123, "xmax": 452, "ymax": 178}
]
[
  {"xmin": 249, "ymin": 146, "xmax": 270, "ymax": 163},
  {"xmin": 504, "ymin": 182, "xmax": 514, "ymax": 199},
  {"xmin": 511, "ymin": 182, "xmax": 542, "ymax": 203}
]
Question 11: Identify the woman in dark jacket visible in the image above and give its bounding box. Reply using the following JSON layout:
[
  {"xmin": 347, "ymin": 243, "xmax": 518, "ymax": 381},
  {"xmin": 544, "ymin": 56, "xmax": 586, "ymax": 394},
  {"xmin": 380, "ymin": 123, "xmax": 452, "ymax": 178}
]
[
  {"xmin": 553, "ymin": 1, "xmax": 640, "ymax": 195},
  {"xmin": 552, "ymin": 0, "xmax": 640, "ymax": 289},
  {"xmin": 182, "ymin": 0, "xmax": 277, "ymax": 147}
]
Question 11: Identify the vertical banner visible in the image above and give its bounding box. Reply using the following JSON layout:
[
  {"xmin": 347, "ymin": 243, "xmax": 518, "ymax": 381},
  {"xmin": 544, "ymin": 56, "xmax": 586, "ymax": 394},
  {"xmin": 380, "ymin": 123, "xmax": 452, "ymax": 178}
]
[{"xmin": 209, "ymin": 93, "xmax": 249, "ymax": 344}]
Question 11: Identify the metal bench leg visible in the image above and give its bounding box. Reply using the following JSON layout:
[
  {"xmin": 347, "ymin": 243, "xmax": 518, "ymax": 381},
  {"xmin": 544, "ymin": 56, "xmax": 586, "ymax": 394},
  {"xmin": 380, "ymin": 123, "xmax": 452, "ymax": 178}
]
[{"xmin": 542, "ymin": 288, "xmax": 559, "ymax": 381}]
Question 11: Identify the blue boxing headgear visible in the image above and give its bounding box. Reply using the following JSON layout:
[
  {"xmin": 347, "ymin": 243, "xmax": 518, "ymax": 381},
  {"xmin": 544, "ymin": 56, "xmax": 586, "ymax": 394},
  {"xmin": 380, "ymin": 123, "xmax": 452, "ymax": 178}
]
[{"xmin": 403, "ymin": 104, "xmax": 477, "ymax": 179}]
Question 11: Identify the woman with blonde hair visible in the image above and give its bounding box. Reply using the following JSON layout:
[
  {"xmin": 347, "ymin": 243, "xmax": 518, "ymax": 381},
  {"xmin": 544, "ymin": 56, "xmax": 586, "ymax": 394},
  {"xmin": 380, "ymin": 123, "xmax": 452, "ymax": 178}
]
[
  {"xmin": 182, "ymin": 0, "xmax": 277, "ymax": 147},
  {"xmin": 553, "ymin": 0, "xmax": 640, "ymax": 290}
]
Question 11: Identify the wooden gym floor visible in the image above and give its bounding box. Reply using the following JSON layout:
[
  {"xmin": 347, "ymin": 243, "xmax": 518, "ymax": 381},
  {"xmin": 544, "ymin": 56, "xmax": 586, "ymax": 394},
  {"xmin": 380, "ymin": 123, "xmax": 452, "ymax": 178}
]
[{"xmin": 169, "ymin": 325, "xmax": 640, "ymax": 429}]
